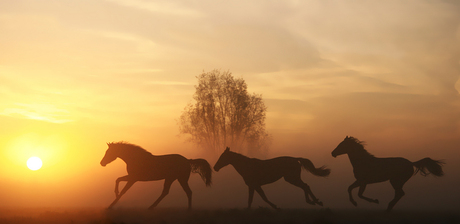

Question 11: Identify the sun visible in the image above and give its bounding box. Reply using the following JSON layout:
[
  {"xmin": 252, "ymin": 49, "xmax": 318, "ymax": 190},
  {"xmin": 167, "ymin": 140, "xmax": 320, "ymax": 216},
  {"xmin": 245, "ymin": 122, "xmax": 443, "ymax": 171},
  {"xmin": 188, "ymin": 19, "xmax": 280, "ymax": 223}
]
[{"xmin": 27, "ymin": 157, "xmax": 43, "ymax": 170}]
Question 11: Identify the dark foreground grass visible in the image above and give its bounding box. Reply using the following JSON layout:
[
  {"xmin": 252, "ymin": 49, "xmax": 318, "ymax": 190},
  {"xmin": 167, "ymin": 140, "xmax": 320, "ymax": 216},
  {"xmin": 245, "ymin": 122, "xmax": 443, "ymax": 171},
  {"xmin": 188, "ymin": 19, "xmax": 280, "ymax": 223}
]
[{"xmin": 0, "ymin": 207, "xmax": 458, "ymax": 224}]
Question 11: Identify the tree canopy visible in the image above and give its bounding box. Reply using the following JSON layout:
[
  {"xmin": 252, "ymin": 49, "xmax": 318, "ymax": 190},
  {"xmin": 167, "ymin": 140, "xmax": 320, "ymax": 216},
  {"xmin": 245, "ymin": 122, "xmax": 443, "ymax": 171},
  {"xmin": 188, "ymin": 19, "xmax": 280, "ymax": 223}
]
[{"xmin": 179, "ymin": 70, "xmax": 270, "ymax": 156}]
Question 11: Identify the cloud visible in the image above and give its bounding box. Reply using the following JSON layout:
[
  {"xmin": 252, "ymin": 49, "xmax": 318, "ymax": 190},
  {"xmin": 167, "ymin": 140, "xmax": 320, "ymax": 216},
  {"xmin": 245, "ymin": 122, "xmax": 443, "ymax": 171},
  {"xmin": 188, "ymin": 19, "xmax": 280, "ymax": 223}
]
[
  {"xmin": 1, "ymin": 0, "xmax": 459, "ymax": 135},
  {"xmin": 1, "ymin": 104, "xmax": 73, "ymax": 123},
  {"xmin": 104, "ymin": 0, "xmax": 204, "ymax": 17},
  {"xmin": 148, "ymin": 81, "xmax": 191, "ymax": 86},
  {"xmin": 96, "ymin": 31, "xmax": 158, "ymax": 52}
]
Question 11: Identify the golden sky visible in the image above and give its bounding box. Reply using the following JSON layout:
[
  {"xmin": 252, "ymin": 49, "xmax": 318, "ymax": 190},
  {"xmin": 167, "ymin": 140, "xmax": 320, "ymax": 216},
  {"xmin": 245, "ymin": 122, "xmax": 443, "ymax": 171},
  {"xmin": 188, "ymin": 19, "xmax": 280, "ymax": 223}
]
[{"xmin": 0, "ymin": 1, "xmax": 459, "ymax": 210}]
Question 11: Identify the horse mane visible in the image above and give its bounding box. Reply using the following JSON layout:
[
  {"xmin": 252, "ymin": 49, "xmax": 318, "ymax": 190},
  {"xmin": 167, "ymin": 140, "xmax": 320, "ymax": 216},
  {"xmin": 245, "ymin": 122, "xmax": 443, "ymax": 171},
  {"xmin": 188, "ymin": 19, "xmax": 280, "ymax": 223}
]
[
  {"xmin": 348, "ymin": 137, "xmax": 375, "ymax": 158},
  {"xmin": 108, "ymin": 141, "xmax": 153, "ymax": 156},
  {"xmin": 228, "ymin": 150, "xmax": 251, "ymax": 160}
]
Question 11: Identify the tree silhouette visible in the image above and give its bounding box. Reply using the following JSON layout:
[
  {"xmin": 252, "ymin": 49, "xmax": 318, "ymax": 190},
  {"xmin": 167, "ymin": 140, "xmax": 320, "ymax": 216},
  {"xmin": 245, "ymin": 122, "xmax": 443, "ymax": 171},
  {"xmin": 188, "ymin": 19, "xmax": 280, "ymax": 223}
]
[{"xmin": 179, "ymin": 70, "xmax": 270, "ymax": 156}]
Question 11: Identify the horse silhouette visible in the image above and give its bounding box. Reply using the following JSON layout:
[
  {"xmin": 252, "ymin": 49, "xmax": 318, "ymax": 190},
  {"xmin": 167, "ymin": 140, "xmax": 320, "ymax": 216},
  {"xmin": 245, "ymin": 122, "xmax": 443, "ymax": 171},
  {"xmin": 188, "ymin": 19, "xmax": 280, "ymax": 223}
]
[
  {"xmin": 332, "ymin": 136, "xmax": 444, "ymax": 212},
  {"xmin": 100, "ymin": 142, "xmax": 212, "ymax": 210},
  {"xmin": 214, "ymin": 147, "xmax": 330, "ymax": 209}
]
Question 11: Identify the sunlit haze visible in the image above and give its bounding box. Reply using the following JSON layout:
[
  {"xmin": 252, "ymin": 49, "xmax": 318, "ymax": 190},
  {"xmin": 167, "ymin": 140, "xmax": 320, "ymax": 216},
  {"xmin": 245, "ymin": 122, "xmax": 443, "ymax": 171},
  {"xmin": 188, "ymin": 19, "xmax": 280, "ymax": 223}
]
[{"xmin": 0, "ymin": 0, "xmax": 459, "ymax": 211}]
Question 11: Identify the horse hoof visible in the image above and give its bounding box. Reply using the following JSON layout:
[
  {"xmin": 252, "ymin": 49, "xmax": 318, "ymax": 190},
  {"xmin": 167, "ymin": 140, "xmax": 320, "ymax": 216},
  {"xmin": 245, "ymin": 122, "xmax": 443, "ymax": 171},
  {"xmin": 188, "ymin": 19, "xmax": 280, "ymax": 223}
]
[
  {"xmin": 316, "ymin": 201, "xmax": 323, "ymax": 206},
  {"xmin": 351, "ymin": 201, "xmax": 358, "ymax": 207},
  {"xmin": 306, "ymin": 200, "xmax": 315, "ymax": 205},
  {"xmin": 374, "ymin": 199, "xmax": 379, "ymax": 204}
]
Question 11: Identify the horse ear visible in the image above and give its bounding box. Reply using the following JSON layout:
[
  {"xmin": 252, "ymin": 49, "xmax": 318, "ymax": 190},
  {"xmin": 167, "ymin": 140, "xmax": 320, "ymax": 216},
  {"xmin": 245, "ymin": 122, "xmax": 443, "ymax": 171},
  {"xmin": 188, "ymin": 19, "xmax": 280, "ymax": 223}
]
[
  {"xmin": 225, "ymin": 147, "xmax": 230, "ymax": 152},
  {"xmin": 345, "ymin": 136, "xmax": 349, "ymax": 139}
]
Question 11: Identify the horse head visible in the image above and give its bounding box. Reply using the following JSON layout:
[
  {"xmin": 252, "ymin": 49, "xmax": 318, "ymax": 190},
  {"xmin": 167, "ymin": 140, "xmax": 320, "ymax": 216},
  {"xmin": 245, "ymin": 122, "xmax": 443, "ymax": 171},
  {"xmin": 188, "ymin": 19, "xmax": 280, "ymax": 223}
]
[
  {"xmin": 214, "ymin": 147, "xmax": 231, "ymax": 172},
  {"xmin": 332, "ymin": 136, "xmax": 354, "ymax": 158},
  {"xmin": 100, "ymin": 142, "xmax": 119, "ymax": 167}
]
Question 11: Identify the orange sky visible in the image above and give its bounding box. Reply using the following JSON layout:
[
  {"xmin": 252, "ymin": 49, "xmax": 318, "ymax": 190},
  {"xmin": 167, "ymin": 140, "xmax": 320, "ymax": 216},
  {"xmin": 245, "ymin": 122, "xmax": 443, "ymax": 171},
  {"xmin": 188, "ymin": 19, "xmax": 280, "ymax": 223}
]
[{"xmin": 1, "ymin": 1, "xmax": 459, "ymax": 210}]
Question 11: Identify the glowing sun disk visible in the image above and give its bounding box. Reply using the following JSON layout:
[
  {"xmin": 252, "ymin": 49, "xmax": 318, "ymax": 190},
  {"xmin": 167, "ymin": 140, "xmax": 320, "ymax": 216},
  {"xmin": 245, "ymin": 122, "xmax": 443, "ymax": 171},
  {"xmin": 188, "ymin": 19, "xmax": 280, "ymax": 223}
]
[{"xmin": 27, "ymin": 157, "xmax": 42, "ymax": 170}]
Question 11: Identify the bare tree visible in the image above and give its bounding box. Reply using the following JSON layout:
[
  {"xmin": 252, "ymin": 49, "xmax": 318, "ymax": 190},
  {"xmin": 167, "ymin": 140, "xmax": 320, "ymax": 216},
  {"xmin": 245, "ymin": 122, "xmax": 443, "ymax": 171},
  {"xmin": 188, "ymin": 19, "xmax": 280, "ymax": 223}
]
[{"xmin": 179, "ymin": 70, "xmax": 270, "ymax": 156}]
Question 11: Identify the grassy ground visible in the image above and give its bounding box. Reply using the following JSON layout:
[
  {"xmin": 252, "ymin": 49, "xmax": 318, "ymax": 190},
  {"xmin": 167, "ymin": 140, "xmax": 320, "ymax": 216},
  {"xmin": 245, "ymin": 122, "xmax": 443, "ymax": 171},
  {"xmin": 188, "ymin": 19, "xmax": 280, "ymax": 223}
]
[{"xmin": 0, "ymin": 207, "xmax": 458, "ymax": 224}]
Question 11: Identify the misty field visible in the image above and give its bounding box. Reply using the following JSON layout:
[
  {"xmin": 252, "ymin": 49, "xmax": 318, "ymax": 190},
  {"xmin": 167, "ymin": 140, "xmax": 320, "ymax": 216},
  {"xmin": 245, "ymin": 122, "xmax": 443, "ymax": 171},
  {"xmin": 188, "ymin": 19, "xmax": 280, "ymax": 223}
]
[{"xmin": 0, "ymin": 207, "xmax": 458, "ymax": 224}]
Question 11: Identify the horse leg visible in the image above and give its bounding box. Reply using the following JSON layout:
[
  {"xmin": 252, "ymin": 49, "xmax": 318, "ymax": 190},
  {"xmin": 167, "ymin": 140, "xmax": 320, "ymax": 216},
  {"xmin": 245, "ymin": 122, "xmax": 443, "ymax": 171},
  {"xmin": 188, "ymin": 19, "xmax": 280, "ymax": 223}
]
[
  {"xmin": 114, "ymin": 175, "xmax": 129, "ymax": 197},
  {"xmin": 248, "ymin": 187, "xmax": 255, "ymax": 209},
  {"xmin": 254, "ymin": 186, "xmax": 279, "ymax": 210},
  {"xmin": 178, "ymin": 177, "xmax": 192, "ymax": 211},
  {"xmin": 358, "ymin": 184, "xmax": 379, "ymax": 204},
  {"xmin": 348, "ymin": 181, "xmax": 360, "ymax": 207},
  {"xmin": 386, "ymin": 179, "xmax": 406, "ymax": 212},
  {"xmin": 108, "ymin": 180, "xmax": 136, "ymax": 209},
  {"xmin": 148, "ymin": 179, "xmax": 175, "ymax": 210},
  {"xmin": 284, "ymin": 176, "xmax": 321, "ymax": 206}
]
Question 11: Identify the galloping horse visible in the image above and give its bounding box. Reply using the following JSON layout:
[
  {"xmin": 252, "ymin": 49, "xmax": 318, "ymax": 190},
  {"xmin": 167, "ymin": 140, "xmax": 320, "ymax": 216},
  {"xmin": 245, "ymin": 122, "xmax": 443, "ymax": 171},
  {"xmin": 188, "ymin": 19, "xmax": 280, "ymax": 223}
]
[
  {"xmin": 332, "ymin": 136, "xmax": 444, "ymax": 212},
  {"xmin": 100, "ymin": 142, "xmax": 212, "ymax": 210},
  {"xmin": 214, "ymin": 147, "xmax": 330, "ymax": 209}
]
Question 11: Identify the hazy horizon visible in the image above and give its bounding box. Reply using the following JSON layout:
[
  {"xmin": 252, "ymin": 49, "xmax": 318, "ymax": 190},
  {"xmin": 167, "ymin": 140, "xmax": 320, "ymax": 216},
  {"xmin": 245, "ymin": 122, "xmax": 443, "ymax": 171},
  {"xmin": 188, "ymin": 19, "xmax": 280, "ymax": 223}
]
[{"xmin": 0, "ymin": 0, "xmax": 459, "ymax": 211}]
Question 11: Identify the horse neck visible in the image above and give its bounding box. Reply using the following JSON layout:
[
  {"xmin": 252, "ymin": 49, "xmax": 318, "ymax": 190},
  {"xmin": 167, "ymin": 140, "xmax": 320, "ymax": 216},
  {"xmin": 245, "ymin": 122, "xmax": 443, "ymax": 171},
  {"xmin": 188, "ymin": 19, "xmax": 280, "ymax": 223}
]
[
  {"xmin": 228, "ymin": 153, "xmax": 251, "ymax": 174},
  {"xmin": 346, "ymin": 147, "xmax": 374, "ymax": 167},
  {"xmin": 117, "ymin": 148, "xmax": 149, "ymax": 165}
]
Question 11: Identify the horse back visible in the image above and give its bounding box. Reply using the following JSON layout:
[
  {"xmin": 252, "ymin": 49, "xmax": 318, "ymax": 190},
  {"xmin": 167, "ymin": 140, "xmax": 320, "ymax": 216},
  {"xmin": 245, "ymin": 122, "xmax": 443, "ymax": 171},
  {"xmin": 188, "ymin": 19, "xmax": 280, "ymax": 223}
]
[
  {"xmin": 127, "ymin": 154, "xmax": 191, "ymax": 181},
  {"xmin": 238, "ymin": 156, "xmax": 301, "ymax": 186},
  {"xmin": 353, "ymin": 157, "xmax": 414, "ymax": 183},
  {"xmin": 250, "ymin": 156, "xmax": 300, "ymax": 171}
]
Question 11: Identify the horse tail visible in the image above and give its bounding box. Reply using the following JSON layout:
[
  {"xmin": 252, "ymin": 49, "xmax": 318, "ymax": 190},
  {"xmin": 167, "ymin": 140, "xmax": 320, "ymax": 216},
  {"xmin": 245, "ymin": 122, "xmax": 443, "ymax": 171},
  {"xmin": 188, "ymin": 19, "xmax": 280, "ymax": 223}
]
[
  {"xmin": 189, "ymin": 159, "xmax": 212, "ymax": 186},
  {"xmin": 298, "ymin": 158, "xmax": 331, "ymax": 177},
  {"xmin": 412, "ymin": 158, "xmax": 445, "ymax": 177}
]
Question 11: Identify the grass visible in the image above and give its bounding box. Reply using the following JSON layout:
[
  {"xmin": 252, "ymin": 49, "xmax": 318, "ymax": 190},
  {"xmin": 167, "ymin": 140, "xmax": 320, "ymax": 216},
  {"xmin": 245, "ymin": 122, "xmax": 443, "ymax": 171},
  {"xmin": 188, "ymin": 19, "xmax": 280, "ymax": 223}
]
[{"xmin": 0, "ymin": 207, "xmax": 458, "ymax": 224}]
